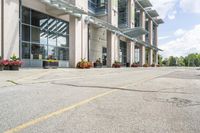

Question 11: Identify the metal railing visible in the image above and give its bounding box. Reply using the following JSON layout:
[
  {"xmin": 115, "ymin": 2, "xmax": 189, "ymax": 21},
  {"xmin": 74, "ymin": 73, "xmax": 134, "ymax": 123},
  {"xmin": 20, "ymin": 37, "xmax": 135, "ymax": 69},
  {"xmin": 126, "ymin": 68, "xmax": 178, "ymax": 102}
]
[{"xmin": 88, "ymin": 0, "xmax": 108, "ymax": 15}]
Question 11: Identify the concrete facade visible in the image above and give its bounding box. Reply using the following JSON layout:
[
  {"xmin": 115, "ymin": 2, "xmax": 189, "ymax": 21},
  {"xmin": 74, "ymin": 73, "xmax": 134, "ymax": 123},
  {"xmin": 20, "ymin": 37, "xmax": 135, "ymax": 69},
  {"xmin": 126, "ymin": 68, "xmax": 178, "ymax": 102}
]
[
  {"xmin": 1, "ymin": 0, "xmax": 20, "ymax": 59},
  {"xmin": 140, "ymin": 10, "xmax": 146, "ymax": 66},
  {"xmin": 0, "ymin": 0, "xmax": 163, "ymax": 68}
]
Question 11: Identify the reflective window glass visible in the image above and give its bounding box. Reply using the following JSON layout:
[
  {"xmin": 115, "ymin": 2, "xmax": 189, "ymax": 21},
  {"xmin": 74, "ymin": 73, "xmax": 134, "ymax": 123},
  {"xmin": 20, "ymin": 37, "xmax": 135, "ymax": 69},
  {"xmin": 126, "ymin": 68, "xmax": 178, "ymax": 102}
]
[
  {"xmin": 31, "ymin": 44, "xmax": 47, "ymax": 59},
  {"xmin": 22, "ymin": 7, "xmax": 30, "ymax": 24},
  {"xmin": 48, "ymin": 46, "xmax": 57, "ymax": 59},
  {"xmin": 22, "ymin": 25, "xmax": 30, "ymax": 41},
  {"xmin": 31, "ymin": 10, "xmax": 48, "ymax": 28},
  {"xmin": 22, "ymin": 42, "xmax": 30, "ymax": 59},
  {"xmin": 57, "ymin": 35, "xmax": 67, "ymax": 47},
  {"xmin": 48, "ymin": 31, "xmax": 57, "ymax": 46},
  {"xmin": 57, "ymin": 48, "xmax": 68, "ymax": 60},
  {"xmin": 31, "ymin": 27, "xmax": 48, "ymax": 44}
]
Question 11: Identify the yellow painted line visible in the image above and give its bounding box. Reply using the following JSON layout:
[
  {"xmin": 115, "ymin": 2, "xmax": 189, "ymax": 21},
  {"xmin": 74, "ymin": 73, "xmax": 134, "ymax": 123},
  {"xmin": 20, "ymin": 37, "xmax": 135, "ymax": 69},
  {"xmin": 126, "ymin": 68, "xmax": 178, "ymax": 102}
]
[
  {"xmin": 4, "ymin": 73, "xmax": 168, "ymax": 133},
  {"xmin": 17, "ymin": 70, "xmax": 52, "ymax": 82},
  {"xmin": 4, "ymin": 89, "xmax": 117, "ymax": 133}
]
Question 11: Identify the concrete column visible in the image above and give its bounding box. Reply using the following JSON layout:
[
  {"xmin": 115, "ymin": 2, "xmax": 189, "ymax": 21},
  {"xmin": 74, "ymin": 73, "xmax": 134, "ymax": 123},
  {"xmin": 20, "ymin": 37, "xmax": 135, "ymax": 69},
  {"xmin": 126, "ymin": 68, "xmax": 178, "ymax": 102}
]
[
  {"xmin": 148, "ymin": 19, "xmax": 153, "ymax": 65},
  {"xmin": 128, "ymin": 0, "xmax": 135, "ymax": 28},
  {"xmin": 69, "ymin": 16, "xmax": 88, "ymax": 68},
  {"xmin": 69, "ymin": 0, "xmax": 88, "ymax": 68},
  {"xmin": 2, "ymin": 0, "xmax": 19, "ymax": 59},
  {"xmin": 155, "ymin": 26, "xmax": 158, "ymax": 65},
  {"xmin": 0, "ymin": 0, "xmax": 2, "ymax": 57},
  {"xmin": 155, "ymin": 26, "xmax": 158, "ymax": 47},
  {"xmin": 107, "ymin": 0, "xmax": 118, "ymax": 67},
  {"xmin": 126, "ymin": 0, "xmax": 135, "ymax": 66},
  {"xmin": 107, "ymin": 32, "xmax": 119, "ymax": 67},
  {"xmin": 127, "ymin": 41, "xmax": 135, "ymax": 66},
  {"xmin": 140, "ymin": 10, "xmax": 146, "ymax": 66}
]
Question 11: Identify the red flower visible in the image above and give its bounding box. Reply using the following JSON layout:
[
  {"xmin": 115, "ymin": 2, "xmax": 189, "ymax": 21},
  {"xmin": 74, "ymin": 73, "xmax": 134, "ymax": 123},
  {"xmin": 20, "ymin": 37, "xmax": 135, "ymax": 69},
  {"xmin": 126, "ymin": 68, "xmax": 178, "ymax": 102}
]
[
  {"xmin": 0, "ymin": 60, "xmax": 22, "ymax": 66},
  {"xmin": 1, "ymin": 60, "xmax": 10, "ymax": 66}
]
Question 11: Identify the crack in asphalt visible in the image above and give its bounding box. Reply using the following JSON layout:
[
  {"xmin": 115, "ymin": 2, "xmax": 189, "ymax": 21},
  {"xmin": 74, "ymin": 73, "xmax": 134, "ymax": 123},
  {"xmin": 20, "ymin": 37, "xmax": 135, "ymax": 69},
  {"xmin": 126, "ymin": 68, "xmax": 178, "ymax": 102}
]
[
  {"xmin": 6, "ymin": 80, "xmax": 20, "ymax": 85},
  {"xmin": 144, "ymin": 97, "xmax": 200, "ymax": 108},
  {"xmin": 51, "ymin": 82, "xmax": 191, "ymax": 95}
]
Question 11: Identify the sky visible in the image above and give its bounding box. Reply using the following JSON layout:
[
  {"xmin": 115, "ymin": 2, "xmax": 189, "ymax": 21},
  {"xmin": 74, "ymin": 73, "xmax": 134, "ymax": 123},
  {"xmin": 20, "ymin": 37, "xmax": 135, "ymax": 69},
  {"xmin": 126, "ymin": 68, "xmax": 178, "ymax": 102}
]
[{"xmin": 149, "ymin": 0, "xmax": 200, "ymax": 58}]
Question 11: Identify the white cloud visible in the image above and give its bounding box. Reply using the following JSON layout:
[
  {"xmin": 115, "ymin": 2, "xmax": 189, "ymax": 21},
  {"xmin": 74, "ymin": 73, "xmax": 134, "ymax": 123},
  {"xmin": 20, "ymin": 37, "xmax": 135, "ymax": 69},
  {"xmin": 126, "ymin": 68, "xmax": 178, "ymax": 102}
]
[
  {"xmin": 174, "ymin": 29, "xmax": 186, "ymax": 37},
  {"xmin": 149, "ymin": 0, "xmax": 178, "ymax": 19},
  {"xmin": 168, "ymin": 10, "xmax": 177, "ymax": 20},
  {"xmin": 150, "ymin": 0, "xmax": 200, "ymax": 19},
  {"xmin": 160, "ymin": 24, "xmax": 200, "ymax": 58},
  {"xmin": 180, "ymin": 0, "xmax": 200, "ymax": 13},
  {"xmin": 158, "ymin": 36, "xmax": 170, "ymax": 40}
]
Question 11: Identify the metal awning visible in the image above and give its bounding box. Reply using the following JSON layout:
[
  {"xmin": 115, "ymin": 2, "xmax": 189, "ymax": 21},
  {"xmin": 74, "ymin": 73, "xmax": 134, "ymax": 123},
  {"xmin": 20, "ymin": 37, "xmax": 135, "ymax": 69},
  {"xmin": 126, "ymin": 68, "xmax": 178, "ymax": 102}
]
[
  {"xmin": 86, "ymin": 16, "xmax": 138, "ymax": 42},
  {"xmin": 152, "ymin": 45, "xmax": 163, "ymax": 51},
  {"xmin": 86, "ymin": 16, "xmax": 162, "ymax": 51},
  {"xmin": 146, "ymin": 9, "xmax": 159, "ymax": 18},
  {"xmin": 135, "ymin": 39, "xmax": 148, "ymax": 47},
  {"xmin": 136, "ymin": 39, "xmax": 163, "ymax": 51},
  {"xmin": 154, "ymin": 18, "xmax": 164, "ymax": 24},
  {"xmin": 86, "ymin": 16, "xmax": 119, "ymax": 32},
  {"xmin": 40, "ymin": 0, "xmax": 87, "ymax": 18},
  {"xmin": 121, "ymin": 27, "xmax": 148, "ymax": 38},
  {"xmin": 137, "ymin": 0, "xmax": 152, "ymax": 8}
]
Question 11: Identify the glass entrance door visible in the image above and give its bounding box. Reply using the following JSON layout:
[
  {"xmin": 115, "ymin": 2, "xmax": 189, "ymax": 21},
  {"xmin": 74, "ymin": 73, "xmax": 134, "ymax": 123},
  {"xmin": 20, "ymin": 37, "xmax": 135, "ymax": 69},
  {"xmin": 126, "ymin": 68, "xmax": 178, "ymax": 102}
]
[{"xmin": 119, "ymin": 41, "xmax": 127, "ymax": 66}]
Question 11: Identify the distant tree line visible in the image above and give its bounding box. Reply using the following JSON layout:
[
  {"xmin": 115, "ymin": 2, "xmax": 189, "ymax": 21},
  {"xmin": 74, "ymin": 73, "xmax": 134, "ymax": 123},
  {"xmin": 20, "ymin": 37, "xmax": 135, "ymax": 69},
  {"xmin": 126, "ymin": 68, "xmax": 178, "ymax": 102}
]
[{"xmin": 159, "ymin": 53, "xmax": 200, "ymax": 67}]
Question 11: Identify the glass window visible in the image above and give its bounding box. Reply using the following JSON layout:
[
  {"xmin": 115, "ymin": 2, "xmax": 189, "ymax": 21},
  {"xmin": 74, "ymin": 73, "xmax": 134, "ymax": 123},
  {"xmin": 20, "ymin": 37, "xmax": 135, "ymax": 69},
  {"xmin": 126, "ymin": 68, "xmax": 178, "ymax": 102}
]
[
  {"xmin": 48, "ymin": 31, "xmax": 57, "ymax": 46},
  {"xmin": 22, "ymin": 42, "xmax": 30, "ymax": 59},
  {"xmin": 22, "ymin": 7, "xmax": 30, "ymax": 24},
  {"xmin": 21, "ymin": 7, "xmax": 69, "ymax": 62},
  {"xmin": 31, "ymin": 27, "xmax": 48, "ymax": 44},
  {"xmin": 48, "ymin": 46, "xmax": 57, "ymax": 59},
  {"xmin": 22, "ymin": 25, "xmax": 30, "ymax": 41},
  {"xmin": 57, "ymin": 35, "xmax": 67, "ymax": 47},
  {"xmin": 31, "ymin": 10, "xmax": 48, "ymax": 28},
  {"xmin": 48, "ymin": 18, "xmax": 58, "ymax": 31},
  {"xmin": 57, "ymin": 47, "xmax": 68, "ymax": 60},
  {"xmin": 31, "ymin": 44, "xmax": 47, "ymax": 59},
  {"xmin": 56, "ymin": 21, "xmax": 66, "ymax": 33}
]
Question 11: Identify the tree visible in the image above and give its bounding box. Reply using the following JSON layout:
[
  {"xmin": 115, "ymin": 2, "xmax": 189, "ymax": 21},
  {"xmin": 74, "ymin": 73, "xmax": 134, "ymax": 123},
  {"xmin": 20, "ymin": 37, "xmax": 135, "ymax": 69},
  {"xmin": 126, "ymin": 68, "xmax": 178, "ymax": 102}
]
[
  {"xmin": 177, "ymin": 56, "xmax": 185, "ymax": 66},
  {"xmin": 158, "ymin": 54, "xmax": 163, "ymax": 65},
  {"xmin": 168, "ymin": 56, "xmax": 177, "ymax": 66},
  {"xmin": 162, "ymin": 58, "xmax": 169, "ymax": 66}
]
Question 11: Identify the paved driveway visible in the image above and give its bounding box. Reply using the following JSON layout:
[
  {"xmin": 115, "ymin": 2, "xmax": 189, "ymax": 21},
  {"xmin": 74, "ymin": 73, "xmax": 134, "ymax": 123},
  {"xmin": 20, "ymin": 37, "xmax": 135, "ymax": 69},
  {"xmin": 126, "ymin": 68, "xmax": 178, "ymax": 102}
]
[{"xmin": 0, "ymin": 67, "xmax": 200, "ymax": 133}]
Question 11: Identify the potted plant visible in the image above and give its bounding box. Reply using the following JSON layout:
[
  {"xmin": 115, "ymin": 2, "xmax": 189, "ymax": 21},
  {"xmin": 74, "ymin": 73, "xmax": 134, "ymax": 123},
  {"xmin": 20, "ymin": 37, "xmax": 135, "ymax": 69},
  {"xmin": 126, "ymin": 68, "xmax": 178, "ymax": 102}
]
[
  {"xmin": 143, "ymin": 64, "xmax": 149, "ymax": 67},
  {"xmin": 2, "ymin": 55, "xmax": 22, "ymax": 70},
  {"xmin": 131, "ymin": 63, "xmax": 140, "ymax": 67},
  {"xmin": 2, "ymin": 60, "xmax": 10, "ymax": 70},
  {"xmin": 156, "ymin": 64, "xmax": 160, "ymax": 67},
  {"xmin": 43, "ymin": 55, "xmax": 59, "ymax": 69},
  {"xmin": 151, "ymin": 64, "xmax": 156, "ymax": 67},
  {"xmin": 9, "ymin": 60, "xmax": 23, "ymax": 70},
  {"xmin": 9, "ymin": 54, "xmax": 22, "ymax": 70},
  {"xmin": 0, "ymin": 56, "xmax": 3, "ymax": 71},
  {"xmin": 77, "ymin": 58, "xmax": 91, "ymax": 69},
  {"xmin": 112, "ymin": 61, "xmax": 121, "ymax": 68},
  {"xmin": 94, "ymin": 58, "xmax": 102, "ymax": 68}
]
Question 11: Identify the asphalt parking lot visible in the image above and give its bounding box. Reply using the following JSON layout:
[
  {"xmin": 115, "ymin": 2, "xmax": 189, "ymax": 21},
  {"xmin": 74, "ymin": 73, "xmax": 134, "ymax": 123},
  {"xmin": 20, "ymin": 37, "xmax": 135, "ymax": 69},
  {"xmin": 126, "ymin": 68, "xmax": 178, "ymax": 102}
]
[{"xmin": 0, "ymin": 67, "xmax": 200, "ymax": 133}]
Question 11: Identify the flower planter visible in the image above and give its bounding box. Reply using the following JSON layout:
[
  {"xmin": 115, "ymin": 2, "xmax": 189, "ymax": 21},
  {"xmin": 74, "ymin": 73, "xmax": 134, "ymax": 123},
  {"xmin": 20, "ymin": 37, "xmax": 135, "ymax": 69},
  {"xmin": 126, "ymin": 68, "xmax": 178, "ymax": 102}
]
[
  {"xmin": 0, "ymin": 65, "xmax": 3, "ymax": 71},
  {"xmin": 112, "ymin": 61, "xmax": 121, "ymax": 68},
  {"xmin": 10, "ymin": 65, "xmax": 19, "ymax": 71},
  {"xmin": 131, "ymin": 64, "xmax": 140, "ymax": 67},
  {"xmin": 94, "ymin": 63, "xmax": 102, "ymax": 68},
  {"xmin": 77, "ymin": 59, "xmax": 91, "ymax": 69},
  {"xmin": 43, "ymin": 61, "xmax": 59, "ymax": 69},
  {"xmin": 4, "ymin": 65, "xmax": 10, "ymax": 70},
  {"xmin": 143, "ymin": 64, "xmax": 149, "ymax": 67},
  {"xmin": 112, "ymin": 64, "xmax": 121, "ymax": 68}
]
